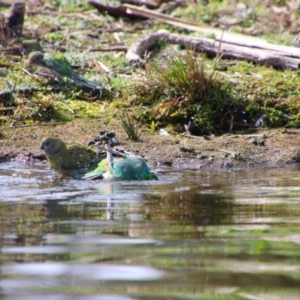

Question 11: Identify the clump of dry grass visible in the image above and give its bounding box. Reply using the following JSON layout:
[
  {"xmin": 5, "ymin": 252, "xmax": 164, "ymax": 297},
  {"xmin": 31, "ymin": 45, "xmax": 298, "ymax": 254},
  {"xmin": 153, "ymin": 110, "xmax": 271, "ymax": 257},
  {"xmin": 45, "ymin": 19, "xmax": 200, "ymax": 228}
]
[{"xmin": 133, "ymin": 50, "xmax": 243, "ymax": 135}]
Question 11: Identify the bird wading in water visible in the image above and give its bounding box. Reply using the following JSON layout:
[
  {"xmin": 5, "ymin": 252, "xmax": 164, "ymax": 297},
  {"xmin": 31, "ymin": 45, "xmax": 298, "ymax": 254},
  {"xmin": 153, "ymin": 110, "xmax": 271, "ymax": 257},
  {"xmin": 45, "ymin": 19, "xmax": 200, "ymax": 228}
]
[{"xmin": 41, "ymin": 137, "xmax": 158, "ymax": 180}]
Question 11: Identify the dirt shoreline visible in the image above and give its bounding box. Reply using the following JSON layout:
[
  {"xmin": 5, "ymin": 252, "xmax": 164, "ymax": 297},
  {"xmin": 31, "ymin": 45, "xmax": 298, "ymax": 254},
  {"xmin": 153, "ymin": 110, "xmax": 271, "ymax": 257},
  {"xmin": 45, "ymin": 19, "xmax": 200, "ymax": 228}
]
[{"xmin": 1, "ymin": 120, "xmax": 300, "ymax": 170}]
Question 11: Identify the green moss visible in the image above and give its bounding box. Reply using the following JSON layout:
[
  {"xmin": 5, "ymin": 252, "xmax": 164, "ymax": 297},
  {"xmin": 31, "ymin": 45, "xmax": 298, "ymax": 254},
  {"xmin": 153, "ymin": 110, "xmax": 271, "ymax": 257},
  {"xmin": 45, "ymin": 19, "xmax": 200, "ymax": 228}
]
[
  {"xmin": 0, "ymin": 116, "xmax": 9, "ymax": 126},
  {"xmin": 45, "ymin": 32, "xmax": 65, "ymax": 42},
  {"xmin": 66, "ymin": 100, "xmax": 104, "ymax": 119}
]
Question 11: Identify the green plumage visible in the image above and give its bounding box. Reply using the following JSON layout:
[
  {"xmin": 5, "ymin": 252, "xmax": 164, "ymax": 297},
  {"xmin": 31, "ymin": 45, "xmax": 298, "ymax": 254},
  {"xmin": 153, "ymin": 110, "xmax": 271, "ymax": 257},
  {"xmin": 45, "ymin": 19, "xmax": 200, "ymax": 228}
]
[
  {"xmin": 83, "ymin": 144, "xmax": 158, "ymax": 181},
  {"xmin": 26, "ymin": 51, "xmax": 105, "ymax": 91}
]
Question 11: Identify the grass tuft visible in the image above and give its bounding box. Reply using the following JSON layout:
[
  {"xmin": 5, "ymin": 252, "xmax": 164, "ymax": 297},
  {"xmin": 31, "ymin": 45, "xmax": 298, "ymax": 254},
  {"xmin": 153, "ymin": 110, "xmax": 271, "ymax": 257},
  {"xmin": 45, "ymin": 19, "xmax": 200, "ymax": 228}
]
[{"xmin": 120, "ymin": 110, "xmax": 141, "ymax": 142}]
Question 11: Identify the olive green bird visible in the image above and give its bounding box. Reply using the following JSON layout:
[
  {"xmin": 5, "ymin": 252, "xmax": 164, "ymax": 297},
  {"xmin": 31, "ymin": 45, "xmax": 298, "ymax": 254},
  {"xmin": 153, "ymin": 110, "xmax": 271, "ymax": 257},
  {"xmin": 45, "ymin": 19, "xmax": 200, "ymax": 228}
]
[
  {"xmin": 40, "ymin": 137, "xmax": 106, "ymax": 179},
  {"xmin": 25, "ymin": 51, "xmax": 105, "ymax": 91}
]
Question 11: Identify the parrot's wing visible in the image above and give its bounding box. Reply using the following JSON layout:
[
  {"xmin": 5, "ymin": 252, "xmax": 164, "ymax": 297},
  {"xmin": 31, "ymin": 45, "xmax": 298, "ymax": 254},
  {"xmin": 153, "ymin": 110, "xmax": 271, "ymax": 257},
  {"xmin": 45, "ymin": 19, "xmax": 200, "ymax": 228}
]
[
  {"xmin": 63, "ymin": 144, "xmax": 98, "ymax": 170},
  {"xmin": 121, "ymin": 156, "xmax": 158, "ymax": 180},
  {"xmin": 82, "ymin": 159, "xmax": 108, "ymax": 180},
  {"xmin": 43, "ymin": 53, "xmax": 74, "ymax": 77},
  {"xmin": 35, "ymin": 65, "xmax": 59, "ymax": 78},
  {"xmin": 25, "ymin": 52, "xmax": 59, "ymax": 78}
]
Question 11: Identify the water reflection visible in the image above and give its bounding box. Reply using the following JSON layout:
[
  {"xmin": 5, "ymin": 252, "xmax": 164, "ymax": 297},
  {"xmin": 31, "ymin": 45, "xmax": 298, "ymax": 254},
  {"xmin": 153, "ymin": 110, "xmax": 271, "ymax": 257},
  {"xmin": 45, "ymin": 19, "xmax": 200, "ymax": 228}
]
[{"xmin": 0, "ymin": 161, "xmax": 300, "ymax": 299}]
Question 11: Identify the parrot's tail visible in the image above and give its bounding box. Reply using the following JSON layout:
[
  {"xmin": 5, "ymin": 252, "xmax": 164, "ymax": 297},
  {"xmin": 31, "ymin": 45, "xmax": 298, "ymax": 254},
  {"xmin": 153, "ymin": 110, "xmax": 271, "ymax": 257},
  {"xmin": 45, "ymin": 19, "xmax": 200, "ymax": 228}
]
[{"xmin": 72, "ymin": 74, "xmax": 106, "ymax": 91}]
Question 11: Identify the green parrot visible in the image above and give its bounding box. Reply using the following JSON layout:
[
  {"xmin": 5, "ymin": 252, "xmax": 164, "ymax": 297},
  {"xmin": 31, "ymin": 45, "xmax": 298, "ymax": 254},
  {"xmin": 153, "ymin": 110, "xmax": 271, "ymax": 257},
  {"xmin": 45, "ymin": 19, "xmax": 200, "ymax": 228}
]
[
  {"xmin": 83, "ymin": 143, "xmax": 158, "ymax": 180},
  {"xmin": 25, "ymin": 51, "xmax": 105, "ymax": 91},
  {"xmin": 40, "ymin": 137, "xmax": 106, "ymax": 178}
]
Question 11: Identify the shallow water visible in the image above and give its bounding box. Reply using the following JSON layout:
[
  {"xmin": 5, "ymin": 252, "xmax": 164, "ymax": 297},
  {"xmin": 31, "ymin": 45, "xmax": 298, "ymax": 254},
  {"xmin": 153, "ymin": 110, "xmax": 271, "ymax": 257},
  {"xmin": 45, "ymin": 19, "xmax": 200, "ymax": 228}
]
[{"xmin": 1, "ymin": 161, "xmax": 300, "ymax": 299}]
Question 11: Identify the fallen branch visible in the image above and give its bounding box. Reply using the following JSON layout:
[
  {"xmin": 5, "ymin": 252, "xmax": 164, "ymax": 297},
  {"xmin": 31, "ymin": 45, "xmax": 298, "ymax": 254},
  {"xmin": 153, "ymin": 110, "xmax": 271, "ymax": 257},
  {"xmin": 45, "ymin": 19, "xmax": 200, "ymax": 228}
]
[
  {"xmin": 126, "ymin": 31, "xmax": 168, "ymax": 63},
  {"xmin": 121, "ymin": 0, "xmax": 182, "ymax": 13},
  {"xmin": 166, "ymin": 32, "xmax": 300, "ymax": 69},
  {"xmin": 88, "ymin": 1, "xmax": 146, "ymax": 20},
  {"xmin": 88, "ymin": 46, "xmax": 127, "ymax": 52},
  {"xmin": 124, "ymin": 3, "xmax": 259, "ymax": 40},
  {"xmin": 120, "ymin": 0, "xmax": 159, "ymax": 9},
  {"xmin": 89, "ymin": 0, "xmax": 181, "ymax": 20},
  {"xmin": 160, "ymin": 0, "xmax": 186, "ymax": 14},
  {"xmin": 126, "ymin": 30, "xmax": 300, "ymax": 69}
]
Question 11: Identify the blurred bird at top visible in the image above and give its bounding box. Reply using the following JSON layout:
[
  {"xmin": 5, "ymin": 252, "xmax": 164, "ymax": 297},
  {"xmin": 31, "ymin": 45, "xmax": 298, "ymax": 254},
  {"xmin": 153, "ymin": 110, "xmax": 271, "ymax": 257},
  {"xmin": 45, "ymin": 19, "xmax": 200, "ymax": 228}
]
[{"xmin": 22, "ymin": 41, "xmax": 105, "ymax": 91}]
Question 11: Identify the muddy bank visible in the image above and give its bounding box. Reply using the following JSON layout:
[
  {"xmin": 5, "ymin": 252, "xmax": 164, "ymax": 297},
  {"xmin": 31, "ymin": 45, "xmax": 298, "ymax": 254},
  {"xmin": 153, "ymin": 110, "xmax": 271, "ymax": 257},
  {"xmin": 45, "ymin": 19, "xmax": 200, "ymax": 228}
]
[{"xmin": 1, "ymin": 120, "xmax": 300, "ymax": 170}]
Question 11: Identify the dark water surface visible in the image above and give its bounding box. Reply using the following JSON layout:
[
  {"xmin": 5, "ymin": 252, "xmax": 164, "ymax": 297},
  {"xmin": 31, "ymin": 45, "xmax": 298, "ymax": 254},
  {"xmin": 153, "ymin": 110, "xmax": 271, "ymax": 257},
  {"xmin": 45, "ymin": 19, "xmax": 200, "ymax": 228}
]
[{"xmin": 1, "ymin": 161, "xmax": 300, "ymax": 299}]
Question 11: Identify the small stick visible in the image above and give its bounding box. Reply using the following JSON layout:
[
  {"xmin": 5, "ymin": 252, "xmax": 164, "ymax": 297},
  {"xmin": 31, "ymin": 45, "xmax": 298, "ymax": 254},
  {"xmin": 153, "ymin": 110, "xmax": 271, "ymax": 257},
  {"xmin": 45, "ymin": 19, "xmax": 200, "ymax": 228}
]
[
  {"xmin": 0, "ymin": 122, "xmax": 67, "ymax": 131},
  {"xmin": 56, "ymin": 101, "xmax": 75, "ymax": 114}
]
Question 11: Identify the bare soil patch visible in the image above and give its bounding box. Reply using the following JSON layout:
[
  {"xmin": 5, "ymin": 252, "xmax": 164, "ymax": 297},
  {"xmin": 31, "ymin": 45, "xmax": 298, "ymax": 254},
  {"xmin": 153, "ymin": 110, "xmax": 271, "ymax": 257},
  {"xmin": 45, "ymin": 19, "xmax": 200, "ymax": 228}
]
[{"xmin": 1, "ymin": 120, "xmax": 300, "ymax": 171}]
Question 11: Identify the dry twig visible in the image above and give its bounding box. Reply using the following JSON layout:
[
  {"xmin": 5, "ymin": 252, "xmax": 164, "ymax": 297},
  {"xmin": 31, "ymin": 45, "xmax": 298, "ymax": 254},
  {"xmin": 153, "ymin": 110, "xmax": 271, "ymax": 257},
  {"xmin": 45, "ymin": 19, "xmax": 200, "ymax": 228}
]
[{"xmin": 0, "ymin": 122, "xmax": 67, "ymax": 131}]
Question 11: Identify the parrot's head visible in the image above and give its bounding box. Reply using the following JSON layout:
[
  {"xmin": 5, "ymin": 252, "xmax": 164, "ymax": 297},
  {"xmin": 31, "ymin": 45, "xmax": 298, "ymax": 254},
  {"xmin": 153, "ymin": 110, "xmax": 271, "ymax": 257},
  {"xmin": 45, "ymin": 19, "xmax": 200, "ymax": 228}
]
[
  {"xmin": 20, "ymin": 40, "xmax": 43, "ymax": 56},
  {"xmin": 25, "ymin": 51, "xmax": 45, "ymax": 68},
  {"xmin": 40, "ymin": 137, "xmax": 66, "ymax": 155}
]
